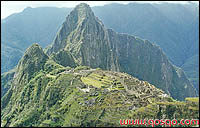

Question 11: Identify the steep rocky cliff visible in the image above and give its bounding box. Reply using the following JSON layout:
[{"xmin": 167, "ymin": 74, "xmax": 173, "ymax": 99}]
[{"xmin": 46, "ymin": 3, "xmax": 197, "ymax": 100}]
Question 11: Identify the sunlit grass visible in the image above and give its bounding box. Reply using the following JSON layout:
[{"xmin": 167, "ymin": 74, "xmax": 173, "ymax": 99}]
[{"xmin": 185, "ymin": 97, "xmax": 199, "ymax": 103}]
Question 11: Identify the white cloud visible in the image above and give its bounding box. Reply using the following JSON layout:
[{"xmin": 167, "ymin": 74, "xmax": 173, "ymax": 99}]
[{"xmin": 1, "ymin": 1, "xmax": 199, "ymax": 19}]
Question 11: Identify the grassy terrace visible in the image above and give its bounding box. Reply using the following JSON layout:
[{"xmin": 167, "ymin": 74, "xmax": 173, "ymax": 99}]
[
  {"xmin": 81, "ymin": 72, "xmax": 125, "ymax": 90},
  {"xmin": 81, "ymin": 72, "xmax": 113, "ymax": 88},
  {"xmin": 81, "ymin": 76, "xmax": 103, "ymax": 88},
  {"xmin": 156, "ymin": 101, "xmax": 186, "ymax": 106},
  {"xmin": 185, "ymin": 97, "xmax": 199, "ymax": 103},
  {"xmin": 46, "ymin": 74, "xmax": 56, "ymax": 78}
]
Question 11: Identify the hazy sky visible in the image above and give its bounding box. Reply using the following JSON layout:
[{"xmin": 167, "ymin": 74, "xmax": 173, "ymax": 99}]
[{"xmin": 1, "ymin": 1, "xmax": 199, "ymax": 19}]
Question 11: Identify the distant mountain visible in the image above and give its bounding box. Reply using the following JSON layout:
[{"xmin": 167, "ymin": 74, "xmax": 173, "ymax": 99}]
[
  {"xmin": 92, "ymin": 3, "xmax": 199, "ymax": 91},
  {"xmin": 92, "ymin": 3, "xmax": 198, "ymax": 65},
  {"xmin": 181, "ymin": 54, "xmax": 199, "ymax": 92},
  {"xmin": 1, "ymin": 7, "xmax": 72, "ymax": 73}
]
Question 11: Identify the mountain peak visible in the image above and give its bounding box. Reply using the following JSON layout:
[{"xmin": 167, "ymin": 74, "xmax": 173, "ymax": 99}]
[
  {"xmin": 72, "ymin": 3, "xmax": 94, "ymax": 20},
  {"xmin": 46, "ymin": 3, "xmax": 99, "ymax": 54},
  {"xmin": 23, "ymin": 7, "xmax": 32, "ymax": 12},
  {"xmin": 24, "ymin": 43, "xmax": 45, "ymax": 57},
  {"xmin": 15, "ymin": 43, "xmax": 48, "ymax": 83},
  {"xmin": 74, "ymin": 3, "xmax": 92, "ymax": 12},
  {"xmin": 75, "ymin": 3, "xmax": 90, "ymax": 8}
]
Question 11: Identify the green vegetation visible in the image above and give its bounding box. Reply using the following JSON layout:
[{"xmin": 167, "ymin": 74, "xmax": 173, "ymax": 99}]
[
  {"xmin": 81, "ymin": 72, "xmax": 111, "ymax": 88},
  {"xmin": 2, "ymin": 50, "xmax": 198, "ymax": 126},
  {"xmin": 2, "ymin": 57, "xmax": 199, "ymax": 127},
  {"xmin": 81, "ymin": 77, "xmax": 102, "ymax": 88},
  {"xmin": 185, "ymin": 97, "xmax": 199, "ymax": 103},
  {"xmin": 1, "ymin": 69, "xmax": 16, "ymax": 97},
  {"xmin": 51, "ymin": 50, "xmax": 77, "ymax": 68},
  {"xmin": 45, "ymin": 2, "xmax": 197, "ymax": 101},
  {"xmin": 1, "ymin": 3, "xmax": 199, "ymax": 127},
  {"xmin": 74, "ymin": 66, "xmax": 90, "ymax": 72},
  {"xmin": 2, "ymin": 2, "xmax": 198, "ymax": 95}
]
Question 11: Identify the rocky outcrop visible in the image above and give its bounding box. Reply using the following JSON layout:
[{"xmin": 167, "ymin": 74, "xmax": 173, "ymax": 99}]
[
  {"xmin": 50, "ymin": 49, "xmax": 77, "ymax": 68},
  {"xmin": 14, "ymin": 43, "xmax": 49, "ymax": 84}
]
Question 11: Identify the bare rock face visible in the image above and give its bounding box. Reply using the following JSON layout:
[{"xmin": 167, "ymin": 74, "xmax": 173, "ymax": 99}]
[
  {"xmin": 46, "ymin": 3, "xmax": 196, "ymax": 100},
  {"xmin": 46, "ymin": 3, "xmax": 120, "ymax": 72}
]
